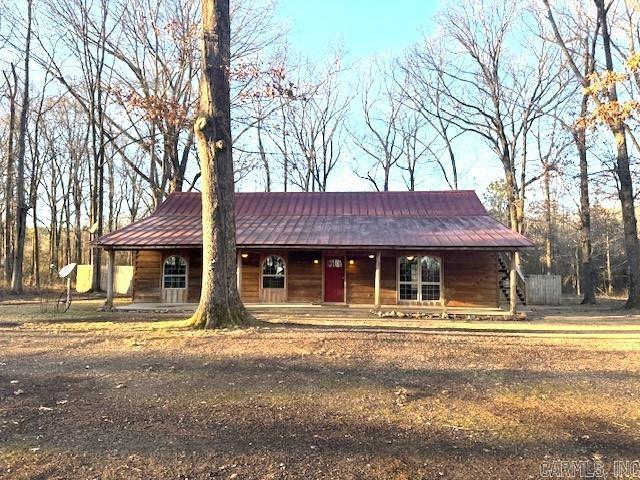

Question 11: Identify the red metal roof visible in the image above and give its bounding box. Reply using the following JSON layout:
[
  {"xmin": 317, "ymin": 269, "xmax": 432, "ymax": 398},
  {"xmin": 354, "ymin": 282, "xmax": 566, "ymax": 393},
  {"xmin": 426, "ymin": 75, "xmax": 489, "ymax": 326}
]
[{"xmin": 97, "ymin": 191, "xmax": 533, "ymax": 250}]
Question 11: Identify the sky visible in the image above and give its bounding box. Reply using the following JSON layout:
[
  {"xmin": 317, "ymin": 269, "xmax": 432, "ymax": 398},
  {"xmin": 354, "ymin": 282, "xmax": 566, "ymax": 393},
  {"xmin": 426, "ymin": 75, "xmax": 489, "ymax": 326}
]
[
  {"xmin": 276, "ymin": 0, "xmax": 440, "ymax": 59},
  {"xmin": 263, "ymin": 0, "xmax": 501, "ymax": 194}
]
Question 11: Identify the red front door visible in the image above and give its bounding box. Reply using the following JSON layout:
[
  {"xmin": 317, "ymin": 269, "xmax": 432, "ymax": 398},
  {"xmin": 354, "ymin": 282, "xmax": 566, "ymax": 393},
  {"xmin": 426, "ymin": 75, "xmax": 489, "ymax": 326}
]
[{"xmin": 324, "ymin": 256, "xmax": 345, "ymax": 302}]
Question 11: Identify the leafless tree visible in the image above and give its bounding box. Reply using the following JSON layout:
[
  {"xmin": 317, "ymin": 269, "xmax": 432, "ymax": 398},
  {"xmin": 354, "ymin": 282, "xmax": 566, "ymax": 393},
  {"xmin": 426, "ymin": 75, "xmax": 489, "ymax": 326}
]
[
  {"xmin": 189, "ymin": 0, "xmax": 251, "ymax": 328},
  {"xmin": 352, "ymin": 61, "xmax": 405, "ymax": 192},
  {"xmin": 540, "ymin": 0, "xmax": 600, "ymax": 304},
  {"xmin": 2, "ymin": 65, "xmax": 17, "ymax": 285},
  {"xmin": 400, "ymin": 43, "xmax": 462, "ymax": 189},
  {"xmin": 10, "ymin": 0, "xmax": 33, "ymax": 293}
]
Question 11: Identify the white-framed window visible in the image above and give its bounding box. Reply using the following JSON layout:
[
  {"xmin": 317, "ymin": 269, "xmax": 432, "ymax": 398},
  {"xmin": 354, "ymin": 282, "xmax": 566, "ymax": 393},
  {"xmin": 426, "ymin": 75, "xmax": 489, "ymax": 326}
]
[
  {"xmin": 398, "ymin": 255, "xmax": 441, "ymax": 302},
  {"xmin": 163, "ymin": 255, "xmax": 187, "ymax": 289},
  {"xmin": 262, "ymin": 255, "xmax": 285, "ymax": 289}
]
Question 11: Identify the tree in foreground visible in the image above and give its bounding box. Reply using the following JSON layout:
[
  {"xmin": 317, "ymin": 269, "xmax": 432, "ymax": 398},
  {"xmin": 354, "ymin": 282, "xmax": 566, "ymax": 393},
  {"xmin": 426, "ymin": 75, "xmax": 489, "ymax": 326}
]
[{"xmin": 189, "ymin": 0, "xmax": 252, "ymax": 328}]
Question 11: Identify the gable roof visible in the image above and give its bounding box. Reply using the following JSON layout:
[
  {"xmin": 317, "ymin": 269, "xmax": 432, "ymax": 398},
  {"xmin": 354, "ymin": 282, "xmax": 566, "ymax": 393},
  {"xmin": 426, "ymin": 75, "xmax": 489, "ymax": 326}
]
[{"xmin": 97, "ymin": 191, "xmax": 533, "ymax": 250}]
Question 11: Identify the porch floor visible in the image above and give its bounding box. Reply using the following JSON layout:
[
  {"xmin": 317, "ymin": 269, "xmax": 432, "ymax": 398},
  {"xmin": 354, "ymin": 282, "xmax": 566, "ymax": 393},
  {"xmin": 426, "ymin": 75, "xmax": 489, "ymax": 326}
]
[{"xmin": 114, "ymin": 302, "xmax": 526, "ymax": 318}]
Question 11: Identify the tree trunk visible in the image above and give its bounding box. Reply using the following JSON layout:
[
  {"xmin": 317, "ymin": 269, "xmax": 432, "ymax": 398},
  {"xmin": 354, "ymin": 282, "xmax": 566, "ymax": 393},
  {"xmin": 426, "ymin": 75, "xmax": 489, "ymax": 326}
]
[
  {"xmin": 606, "ymin": 233, "xmax": 613, "ymax": 295},
  {"xmin": 11, "ymin": 0, "xmax": 32, "ymax": 294},
  {"xmin": 574, "ymin": 114, "xmax": 596, "ymax": 304},
  {"xmin": 32, "ymin": 201, "xmax": 39, "ymax": 289},
  {"xmin": 189, "ymin": 0, "xmax": 252, "ymax": 329},
  {"xmin": 3, "ymin": 67, "xmax": 17, "ymax": 285},
  {"xmin": 596, "ymin": 0, "xmax": 640, "ymax": 308},
  {"xmin": 543, "ymin": 165, "xmax": 553, "ymax": 274},
  {"xmin": 575, "ymin": 247, "xmax": 581, "ymax": 296},
  {"xmin": 257, "ymin": 119, "xmax": 271, "ymax": 191}
]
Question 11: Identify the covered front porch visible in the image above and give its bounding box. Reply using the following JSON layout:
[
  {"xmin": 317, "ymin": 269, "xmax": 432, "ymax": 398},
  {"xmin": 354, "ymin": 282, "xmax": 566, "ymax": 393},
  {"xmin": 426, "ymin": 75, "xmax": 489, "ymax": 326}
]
[{"xmin": 102, "ymin": 247, "xmax": 523, "ymax": 312}]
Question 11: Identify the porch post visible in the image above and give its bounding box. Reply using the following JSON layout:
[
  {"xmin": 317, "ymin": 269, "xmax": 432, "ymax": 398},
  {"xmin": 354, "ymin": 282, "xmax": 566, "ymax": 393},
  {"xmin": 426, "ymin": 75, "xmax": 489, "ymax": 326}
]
[
  {"xmin": 509, "ymin": 251, "xmax": 517, "ymax": 316},
  {"xmin": 374, "ymin": 251, "xmax": 381, "ymax": 307},
  {"xmin": 104, "ymin": 249, "xmax": 115, "ymax": 311},
  {"xmin": 236, "ymin": 250, "xmax": 242, "ymax": 295}
]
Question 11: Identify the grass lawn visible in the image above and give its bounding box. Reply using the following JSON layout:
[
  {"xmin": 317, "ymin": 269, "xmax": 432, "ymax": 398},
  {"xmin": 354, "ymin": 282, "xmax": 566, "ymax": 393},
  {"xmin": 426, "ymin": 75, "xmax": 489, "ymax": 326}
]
[{"xmin": 1, "ymin": 299, "xmax": 640, "ymax": 479}]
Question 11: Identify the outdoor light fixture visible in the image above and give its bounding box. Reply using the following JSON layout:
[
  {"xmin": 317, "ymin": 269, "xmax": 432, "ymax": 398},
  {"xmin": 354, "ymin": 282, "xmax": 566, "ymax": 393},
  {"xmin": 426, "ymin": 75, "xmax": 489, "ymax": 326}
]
[
  {"xmin": 241, "ymin": 253, "xmax": 249, "ymax": 258},
  {"xmin": 406, "ymin": 256, "xmax": 415, "ymax": 261},
  {"xmin": 368, "ymin": 254, "xmax": 375, "ymax": 259},
  {"xmin": 349, "ymin": 259, "xmax": 355, "ymax": 265},
  {"xmin": 313, "ymin": 259, "xmax": 319, "ymax": 264}
]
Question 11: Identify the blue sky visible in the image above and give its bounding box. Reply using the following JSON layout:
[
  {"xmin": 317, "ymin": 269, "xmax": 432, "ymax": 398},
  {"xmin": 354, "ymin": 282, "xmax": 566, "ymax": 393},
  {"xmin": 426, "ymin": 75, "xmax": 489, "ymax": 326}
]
[
  {"xmin": 276, "ymin": 0, "xmax": 440, "ymax": 59},
  {"xmin": 234, "ymin": 0, "xmax": 500, "ymax": 194}
]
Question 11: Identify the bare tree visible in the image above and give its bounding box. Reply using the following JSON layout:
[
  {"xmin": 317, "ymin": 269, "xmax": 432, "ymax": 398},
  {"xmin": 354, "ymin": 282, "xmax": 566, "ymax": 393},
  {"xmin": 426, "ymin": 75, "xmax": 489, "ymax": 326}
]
[
  {"xmin": 400, "ymin": 44, "xmax": 461, "ymax": 189},
  {"xmin": 287, "ymin": 57, "xmax": 350, "ymax": 192},
  {"xmin": 543, "ymin": 0, "xmax": 639, "ymax": 306},
  {"xmin": 2, "ymin": 66, "xmax": 17, "ymax": 285},
  {"xmin": 11, "ymin": 0, "xmax": 33, "ymax": 293},
  {"xmin": 415, "ymin": 0, "xmax": 566, "ymax": 240},
  {"xmin": 189, "ymin": 0, "xmax": 251, "ymax": 328},
  {"xmin": 352, "ymin": 62, "xmax": 405, "ymax": 192},
  {"xmin": 541, "ymin": 0, "xmax": 600, "ymax": 304}
]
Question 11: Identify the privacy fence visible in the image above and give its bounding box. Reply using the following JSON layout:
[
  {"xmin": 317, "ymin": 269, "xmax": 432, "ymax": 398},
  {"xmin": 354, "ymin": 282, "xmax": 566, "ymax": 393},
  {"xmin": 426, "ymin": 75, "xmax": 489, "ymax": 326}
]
[{"xmin": 75, "ymin": 265, "xmax": 133, "ymax": 295}]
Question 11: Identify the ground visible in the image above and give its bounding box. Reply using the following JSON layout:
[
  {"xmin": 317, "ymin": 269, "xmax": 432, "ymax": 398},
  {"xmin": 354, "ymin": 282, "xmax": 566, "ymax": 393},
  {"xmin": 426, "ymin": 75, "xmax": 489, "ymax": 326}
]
[{"xmin": 1, "ymin": 299, "xmax": 640, "ymax": 479}]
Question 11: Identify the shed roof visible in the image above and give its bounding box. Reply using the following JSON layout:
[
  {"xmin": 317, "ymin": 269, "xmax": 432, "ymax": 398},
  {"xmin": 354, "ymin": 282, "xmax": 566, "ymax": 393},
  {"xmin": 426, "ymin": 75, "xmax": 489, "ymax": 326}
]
[{"xmin": 97, "ymin": 191, "xmax": 533, "ymax": 250}]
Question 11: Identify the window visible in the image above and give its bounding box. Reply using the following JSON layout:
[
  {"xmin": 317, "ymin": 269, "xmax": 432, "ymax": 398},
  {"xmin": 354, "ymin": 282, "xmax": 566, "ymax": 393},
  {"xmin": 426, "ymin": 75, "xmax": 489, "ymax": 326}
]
[
  {"xmin": 327, "ymin": 258, "xmax": 343, "ymax": 268},
  {"xmin": 398, "ymin": 255, "xmax": 441, "ymax": 302},
  {"xmin": 262, "ymin": 255, "xmax": 285, "ymax": 289},
  {"xmin": 163, "ymin": 256, "xmax": 187, "ymax": 289}
]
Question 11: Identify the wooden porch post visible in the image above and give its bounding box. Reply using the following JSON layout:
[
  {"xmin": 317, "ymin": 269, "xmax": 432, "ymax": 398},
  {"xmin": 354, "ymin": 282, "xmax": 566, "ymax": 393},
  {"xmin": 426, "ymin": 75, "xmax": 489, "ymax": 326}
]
[
  {"xmin": 104, "ymin": 249, "xmax": 115, "ymax": 311},
  {"xmin": 236, "ymin": 250, "xmax": 242, "ymax": 295},
  {"xmin": 509, "ymin": 251, "xmax": 517, "ymax": 316},
  {"xmin": 374, "ymin": 251, "xmax": 381, "ymax": 307}
]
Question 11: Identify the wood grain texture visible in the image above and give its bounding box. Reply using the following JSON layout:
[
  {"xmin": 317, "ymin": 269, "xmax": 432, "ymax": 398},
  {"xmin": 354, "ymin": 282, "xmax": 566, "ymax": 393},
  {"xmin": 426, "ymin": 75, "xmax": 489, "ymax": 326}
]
[
  {"xmin": 288, "ymin": 251, "xmax": 322, "ymax": 303},
  {"xmin": 134, "ymin": 248, "xmax": 501, "ymax": 308},
  {"xmin": 133, "ymin": 250, "xmax": 162, "ymax": 302},
  {"xmin": 346, "ymin": 254, "xmax": 376, "ymax": 304},
  {"xmin": 443, "ymin": 251, "xmax": 498, "ymax": 308},
  {"xmin": 240, "ymin": 252, "xmax": 260, "ymax": 303}
]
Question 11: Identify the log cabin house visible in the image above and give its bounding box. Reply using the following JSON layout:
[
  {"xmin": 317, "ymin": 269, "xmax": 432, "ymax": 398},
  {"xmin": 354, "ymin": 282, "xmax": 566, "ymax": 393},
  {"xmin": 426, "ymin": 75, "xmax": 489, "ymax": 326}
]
[{"xmin": 96, "ymin": 191, "xmax": 532, "ymax": 309}]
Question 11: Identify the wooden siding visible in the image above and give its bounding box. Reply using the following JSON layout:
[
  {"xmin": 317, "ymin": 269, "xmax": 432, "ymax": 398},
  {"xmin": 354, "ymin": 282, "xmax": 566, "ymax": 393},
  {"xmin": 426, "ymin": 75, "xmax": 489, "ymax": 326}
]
[
  {"xmin": 133, "ymin": 250, "xmax": 162, "ymax": 302},
  {"xmin": 186, "ymin": 251, "xmax": 202, "ymax": 303},
  {"xmin": 380, "ymin": 255, "xmax": 397, "ymax": 305},
  {"xmin": 287, "ymin": 251, "xmax": 323, "ymax": 303},
  {"xmin": 346, "ymin": 254, "xmax": 375, "ymax": 304},
  {"xmin": 133, "ymin": 249, "xmax": 203, "ymax": 303},
  {"xmin": 443, "ymin": 251, "xmax": 498, "ymax": 308},
  {"xmin": 133, "ymin": 248, "xmax": 500, "ymax": 308},
  {"xmin": 240, "ymin": 252, "xmax": 260, "ymax": 303}
]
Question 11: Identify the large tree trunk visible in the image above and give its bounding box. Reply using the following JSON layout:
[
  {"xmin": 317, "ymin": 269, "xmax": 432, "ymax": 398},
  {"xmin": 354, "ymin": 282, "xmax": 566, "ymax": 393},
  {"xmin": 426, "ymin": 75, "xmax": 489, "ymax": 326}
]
[
  {"xmin": 11, "ymin": 0, "xmax": 32, "ymax": 294},
  {"xmin": 596, "ymin": 0, "xmax": 640, "ymax": 308},
  {"xmin": 189, "ymin": 0, "xmax": 251, "ymax": 329}
]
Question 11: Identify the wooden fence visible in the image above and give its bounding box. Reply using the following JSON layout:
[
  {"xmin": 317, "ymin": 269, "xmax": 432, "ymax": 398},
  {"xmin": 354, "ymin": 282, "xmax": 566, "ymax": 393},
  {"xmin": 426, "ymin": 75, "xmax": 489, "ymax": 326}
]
[
  {"xmin": 75, "ymin": 265, "xmax": 133, "ymax": 295},
  {"xmin": 525, "ymin": 274, "xmax": 562, "ymax": 305}
]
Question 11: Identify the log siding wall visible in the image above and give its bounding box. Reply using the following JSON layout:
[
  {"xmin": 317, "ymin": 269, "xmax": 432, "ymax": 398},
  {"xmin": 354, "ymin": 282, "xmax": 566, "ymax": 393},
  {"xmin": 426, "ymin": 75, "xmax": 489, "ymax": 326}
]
[{"xmin": 132, "ymin": 249, "xmax": 499, "ymax": 308}]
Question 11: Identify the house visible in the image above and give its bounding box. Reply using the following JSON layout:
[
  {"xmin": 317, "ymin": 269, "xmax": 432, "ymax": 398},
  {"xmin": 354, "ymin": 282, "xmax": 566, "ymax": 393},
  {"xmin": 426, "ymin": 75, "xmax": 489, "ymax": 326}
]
[{"xmin": 96, "ymin": 190, "xmax": 532, "ymax": 309}]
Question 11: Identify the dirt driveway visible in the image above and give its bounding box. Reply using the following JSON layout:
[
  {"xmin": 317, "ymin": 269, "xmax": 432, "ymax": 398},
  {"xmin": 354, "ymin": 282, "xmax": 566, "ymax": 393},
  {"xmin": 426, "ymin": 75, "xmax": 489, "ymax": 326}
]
[{"xmin": 1, "ymin": 300, "xmax": 640, "ymax": 479}]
